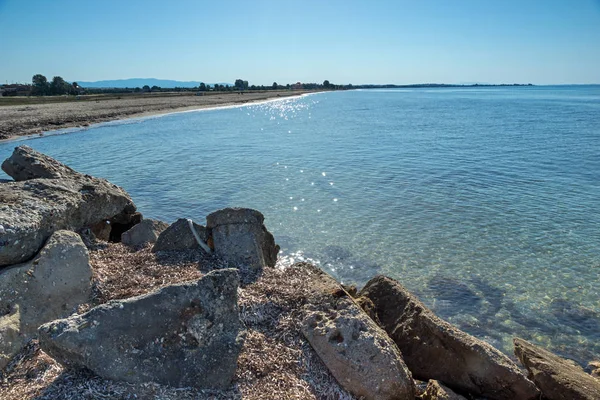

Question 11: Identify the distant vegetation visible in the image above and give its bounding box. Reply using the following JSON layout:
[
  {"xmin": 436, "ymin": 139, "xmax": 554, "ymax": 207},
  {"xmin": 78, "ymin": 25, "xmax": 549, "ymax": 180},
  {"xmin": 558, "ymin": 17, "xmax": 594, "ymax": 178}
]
[{"xmin": 0, "ymin": 74, "xmax": 534, "ymax": 97}]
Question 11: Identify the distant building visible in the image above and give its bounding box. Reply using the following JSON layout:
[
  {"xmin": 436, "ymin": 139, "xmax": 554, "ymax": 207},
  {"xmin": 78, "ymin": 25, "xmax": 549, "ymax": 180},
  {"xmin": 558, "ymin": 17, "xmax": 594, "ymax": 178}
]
[{"xmin": 0, "ymin": 84, "xmax": 32, "ymax": 96}]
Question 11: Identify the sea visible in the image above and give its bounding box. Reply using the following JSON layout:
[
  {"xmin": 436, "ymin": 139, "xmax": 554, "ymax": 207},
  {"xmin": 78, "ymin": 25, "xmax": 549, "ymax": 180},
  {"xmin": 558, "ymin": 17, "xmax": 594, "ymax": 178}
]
[{"xmin": 1, "ymin": 86, "xmax": 599, "ymax": 364}]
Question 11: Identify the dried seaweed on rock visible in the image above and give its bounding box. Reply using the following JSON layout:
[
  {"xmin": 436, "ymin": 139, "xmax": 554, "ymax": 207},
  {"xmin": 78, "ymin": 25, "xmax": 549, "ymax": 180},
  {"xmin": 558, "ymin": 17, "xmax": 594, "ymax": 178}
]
[{"xmin": 1, "ymin": 243, "xmax": 354, "ymax": 399}]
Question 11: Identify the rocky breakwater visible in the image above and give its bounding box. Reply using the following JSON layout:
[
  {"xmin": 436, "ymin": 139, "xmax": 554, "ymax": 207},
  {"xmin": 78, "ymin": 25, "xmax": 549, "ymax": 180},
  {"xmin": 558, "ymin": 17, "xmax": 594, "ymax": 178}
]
[
  {"xmin": 0, "ymin": 145, "xmax": 138, "ymax": 266},
  {"xmin": 2, "ymin": 148, "xmax": 600, "ymax": 399},
  {"xmin": 0, "ymin": 146, "xmax": 139, "ymax": 369}
]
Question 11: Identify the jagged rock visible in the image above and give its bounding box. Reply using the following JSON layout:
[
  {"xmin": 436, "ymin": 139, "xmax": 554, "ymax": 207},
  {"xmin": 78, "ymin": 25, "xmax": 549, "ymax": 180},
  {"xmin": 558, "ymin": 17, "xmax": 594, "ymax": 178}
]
[
  {"xmin": 206, "ymin": 208, "xmax": 279, "ymax": 276},
  {"xmin": 0, "ymin": 147, "xmax": 135, "ymax": 267},
  {"xmin": 152, "ymin": 218, "xmax": 207, "ymax": 252},
  {"xmin": 421, "ymin": 380, "xmax": 467, "ymax": 400},
  {"xmin": 360, "ymin": 275, "xmax": 539, "ymax": 400},
  {"xmin": 589, "ymin": 361, "xmax": 600, "ymax": 378},
  {"xmin": 121, "ymin": 219, "xmax": 169, "ymax": 247},
  {"xmin": 39, "ymin": 269, "xmax": 244, "ymax": 389},
  {"xmin": 299, "ymin": 264, "xmax": 415, "ymax": 400},
  {"xmin": 514, "ymin": 338, "xmax": 600, "ymax": 400},
  {"xmin": 0, "ymin": 230, "xmax": 92, "ymax": 368},
  {"xmin": 1, "ymin": 145, "xmax": 78, "ymax": 181}
]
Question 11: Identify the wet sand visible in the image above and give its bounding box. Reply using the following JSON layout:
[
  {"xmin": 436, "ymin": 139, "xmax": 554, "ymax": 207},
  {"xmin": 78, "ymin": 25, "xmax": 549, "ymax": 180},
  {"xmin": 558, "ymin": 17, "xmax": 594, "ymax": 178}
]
[{"xmin": 0, "ymin": 90, "xmax": 316, "ymax": 141}]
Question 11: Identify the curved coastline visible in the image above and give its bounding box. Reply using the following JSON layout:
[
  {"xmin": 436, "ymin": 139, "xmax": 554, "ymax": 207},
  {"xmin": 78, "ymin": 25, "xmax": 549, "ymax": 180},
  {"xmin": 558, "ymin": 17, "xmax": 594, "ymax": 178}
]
[{"xmin": 0, "ymin": 90, "xmax": 323, "ymax": 143}]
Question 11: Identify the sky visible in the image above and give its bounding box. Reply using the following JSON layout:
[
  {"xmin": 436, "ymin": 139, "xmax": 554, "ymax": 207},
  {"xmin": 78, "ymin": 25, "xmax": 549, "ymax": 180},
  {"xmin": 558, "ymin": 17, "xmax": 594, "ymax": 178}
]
[{"xmin": 1, "ymin": 0, "xmax": 599, "ymax": 85}]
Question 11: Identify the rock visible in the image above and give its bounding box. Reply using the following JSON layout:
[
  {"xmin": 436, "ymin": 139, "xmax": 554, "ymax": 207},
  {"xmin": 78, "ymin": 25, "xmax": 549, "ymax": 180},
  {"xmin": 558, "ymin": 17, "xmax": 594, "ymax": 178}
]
[
  {"xmin": 588, "ymin": 361, "xmax": 600, "ymax": 378},
  {"xmin": 106, "ymin": 211, "xmax": 143, "ymax": 242},
  {"xmin": 90, "ymin": 220, "xmax": 112, "ymax": 242},
  {"xmin": 514, "ymin": 338, "xmax": 600, "ymax": 400},
  {"xmin": 354, "ymin": 295, "xmax": 380, "ymax": 324},
  {"xmin": 422, "ymin": 380, "xmax": 467, "ymax": 400},
  {"xmin": 152, "ymin": 218, "xmax": 207, "ymax": 252},
  {"xmin": 359, "ymin": 275, "xmax": 539, "ymax": 400},
  {"xmin": 299, "ymin": 264, "xmax": 414, "ymax": 400},
  {"xmin": 121, "ymin": 219, "xmax": 169, "ymax": 247},
  {"xmin": 0, "ymin": 230, "xmax": 92, "ymax": 368},
  {"xmin": 206, "ymin": 208, "xmax": 279, "ymax": 276},
  {"xmin": 0, "ymin": 148, "xmax": 135, "ymax": 267},
  {"xmin": 1, "ymin": 145, "xmax": 78, "ymax": 181},
  {"xmin": 39, "ymin": 269, "xmax": 244, "ymax": 390}
]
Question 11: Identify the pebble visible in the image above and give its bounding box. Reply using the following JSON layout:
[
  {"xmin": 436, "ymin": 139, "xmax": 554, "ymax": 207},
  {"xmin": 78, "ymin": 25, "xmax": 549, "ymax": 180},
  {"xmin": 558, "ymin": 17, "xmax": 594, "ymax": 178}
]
[{"xmin": 0, "ymin": 225, "xmax": 5, "ymax": 234}]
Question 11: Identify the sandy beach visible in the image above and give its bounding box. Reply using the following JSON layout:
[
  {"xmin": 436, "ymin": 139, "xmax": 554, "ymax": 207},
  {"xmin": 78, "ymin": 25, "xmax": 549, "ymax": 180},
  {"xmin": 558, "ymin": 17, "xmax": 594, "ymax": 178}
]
[{"xmin": 0, "ymin": 90, "xmax": 316, "ymax": 141}]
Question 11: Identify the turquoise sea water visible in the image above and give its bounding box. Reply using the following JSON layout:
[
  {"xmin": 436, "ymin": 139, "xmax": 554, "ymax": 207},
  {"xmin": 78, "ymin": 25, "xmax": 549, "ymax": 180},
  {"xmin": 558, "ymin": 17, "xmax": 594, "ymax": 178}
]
[{"xmin": 1, "ymin": 86, "xmax": 599, "ymax": 364}]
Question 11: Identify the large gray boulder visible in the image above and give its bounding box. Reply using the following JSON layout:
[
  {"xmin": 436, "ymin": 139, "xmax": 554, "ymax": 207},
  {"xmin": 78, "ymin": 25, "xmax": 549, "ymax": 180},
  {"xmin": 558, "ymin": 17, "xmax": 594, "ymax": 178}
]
[
  {"xmin": 0, "ymin": 146, "xmax": 135, "ymax": 266},
  {"xmin": 152, "ymin": 218, "xmax": 207, "ymax": 252},
  {"xmin": 121, "ymin": 218, "xmax": 169, "ymax": 247},
  {"xmin": 0, "ymin": 230, "xmax": 92, "ymax": 369},
  {"xmin": 300, "ymin": 265, "xmax": 415, "ymax": 400},
  {"xmin": 514, "ymin": 338, "xmax": 600, "ymax": 400},
  {"xmin": 206, "ymin": 208, "xmax": 279, "ymax": 276},
  {"xmin": 1, "ymin": 145, "xmax": 78, "ymax": 181},
  {"xmin": 39, "ymin": 269, "xmax": 244, "ymax": 390},
  {"xmin": 360, "ymin": 275, "xmax": 539, "ymax": 400}
]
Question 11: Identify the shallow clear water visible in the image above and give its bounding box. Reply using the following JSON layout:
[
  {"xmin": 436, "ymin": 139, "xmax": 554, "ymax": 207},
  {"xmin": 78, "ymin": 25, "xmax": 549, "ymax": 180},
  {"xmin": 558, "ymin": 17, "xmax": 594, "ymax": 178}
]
[{"xmin": 2, "ymin": 86, "xmax": 599, "ymax": 363}]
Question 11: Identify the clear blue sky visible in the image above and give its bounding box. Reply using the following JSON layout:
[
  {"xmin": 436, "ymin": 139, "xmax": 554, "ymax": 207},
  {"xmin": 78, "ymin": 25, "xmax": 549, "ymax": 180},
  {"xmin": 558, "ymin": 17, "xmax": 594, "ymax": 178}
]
[{"xmin": 1, "ymin": 0, "xmax": 599, "ymax": 85}]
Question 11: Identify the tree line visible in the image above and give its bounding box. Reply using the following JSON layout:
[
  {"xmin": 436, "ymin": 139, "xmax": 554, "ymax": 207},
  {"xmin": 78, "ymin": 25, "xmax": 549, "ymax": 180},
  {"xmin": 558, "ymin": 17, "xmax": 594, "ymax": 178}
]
[
  {"xmin": 16, "ymin": 74, "xmax": 343, "ymax": 96},
  {"xmin": 31, "ymin": 74, "xmax": 81, "ymax": 95}
]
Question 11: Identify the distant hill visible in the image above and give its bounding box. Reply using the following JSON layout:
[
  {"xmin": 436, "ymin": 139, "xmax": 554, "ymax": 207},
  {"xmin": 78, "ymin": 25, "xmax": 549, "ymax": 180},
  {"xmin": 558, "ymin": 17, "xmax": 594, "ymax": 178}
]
[{"xmin": 77, "ymin": 78, "xmax": 231, "ymax": 89}]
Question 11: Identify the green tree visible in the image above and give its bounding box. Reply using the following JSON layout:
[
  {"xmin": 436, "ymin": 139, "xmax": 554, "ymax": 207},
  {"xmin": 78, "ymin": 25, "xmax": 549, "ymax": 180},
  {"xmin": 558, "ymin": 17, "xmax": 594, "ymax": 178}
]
[
  {"xmin": 199, "ymin": 82, "xmax": 206, "ymax": 91},
  {"xmin": 50, "ymin": 76, "xmax": 67, "ymax": 95},
  {"xmin": 32, "ymin": 74, "xmax": 49, "ymax": 95},
  {"xmin": 234, "ymin": 79, "xmax": 249, "ymax": 90},
  {"xmin": 151, "ymin": 85, "xmax": 161, "ymax": 92},
  {"xmin": 272, "ymin": 82, "xmax": 278, "ymax": 90},
  {"xmin": 142, "ymin": 85, "xmax": 150, "ymax": 92},
  {"xmin": 323, "ymin": 80, "xmax": 330, "ymax": 88}
]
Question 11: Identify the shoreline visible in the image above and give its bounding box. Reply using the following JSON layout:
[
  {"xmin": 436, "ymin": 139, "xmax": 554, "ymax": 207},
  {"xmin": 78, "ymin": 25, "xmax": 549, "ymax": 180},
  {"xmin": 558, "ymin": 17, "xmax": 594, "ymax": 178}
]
[{"xmin": 0, "ymin": 90, "xmax": 320, "ymax": 143}]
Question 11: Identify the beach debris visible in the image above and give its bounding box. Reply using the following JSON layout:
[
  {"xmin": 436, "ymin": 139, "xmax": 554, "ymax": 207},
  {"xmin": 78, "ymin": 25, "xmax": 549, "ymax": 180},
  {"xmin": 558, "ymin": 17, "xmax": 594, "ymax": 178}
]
[
  {"xmin": 121, "ymin": 218, "xmax": 169, "ymax": 247},
  {"xmin": 514, "ymin": 338, "xmax": 600, "ymax": 400},
  {"xmin": 300, "ymin": 264, "xmax": 415, "ymax": 400},
  {"xmin": 38, "ymin": 269, "xmax": 245, "ymax": 390},
  {"xmin": 0, "ymin": 230, "xmax": 92, "ymax": 369},
  {"xmin": 151, "ymin": 218, "xmax": 208, "ymax": 253},
  {"xmin": 206, "ymin": 207, "xmax": 279, "ymax": 280},
  {"xmin": 359, "ymin": 275, "xmax": 540, "ymax": 400},
  {"xmin": 187, "ymin": 218, "xmax": 212, "ymax": 254},
  {"xmin": 421, "ymin": 380, "xmax": 467, "ymax": 400},
  {"xmin": 0, "ymin": 146, "xmax": 136, "ymax": 267}
]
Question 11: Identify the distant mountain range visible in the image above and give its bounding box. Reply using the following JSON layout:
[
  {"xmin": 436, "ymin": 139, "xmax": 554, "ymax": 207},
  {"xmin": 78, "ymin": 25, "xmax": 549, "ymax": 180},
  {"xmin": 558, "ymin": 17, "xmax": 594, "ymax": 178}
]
[{"xmin": 76, "ymin": 78, "xmax": 231, "ymax": 88}]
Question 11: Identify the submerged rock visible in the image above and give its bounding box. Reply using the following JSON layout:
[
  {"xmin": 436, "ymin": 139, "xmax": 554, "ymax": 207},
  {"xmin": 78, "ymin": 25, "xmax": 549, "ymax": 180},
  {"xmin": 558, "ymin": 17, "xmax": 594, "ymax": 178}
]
[
  {"xmin": 152, "ymin": 218, "xmax": 207, "ymax": 252},
  {"xmin": 39, "ymin": 269, "xmax": 244, "ymax": 390},
  {"xmin": 0, "ymin": 146, "xmax": 136, "ymax": 267},
  {"xmin": 206, "ymin": 208, "xmax": 279, "ymax": 277},
  {"xmin": 121, "ymin": 218, "xmax": 169, "ymax": 247},
  {"xmin": 514, "ymin": 338, "xmax": 600, "ymax": 400},
  {"xmin": 360, "ymin": 275, "xmax": 539, "ymax": 400},
  {"xmin": 299, "ymin": 264, "xmax": 415, "ymax": 400},
  {"xmin": 0, "ymin": 230, "xmax": 92, "ymax": 368}
]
